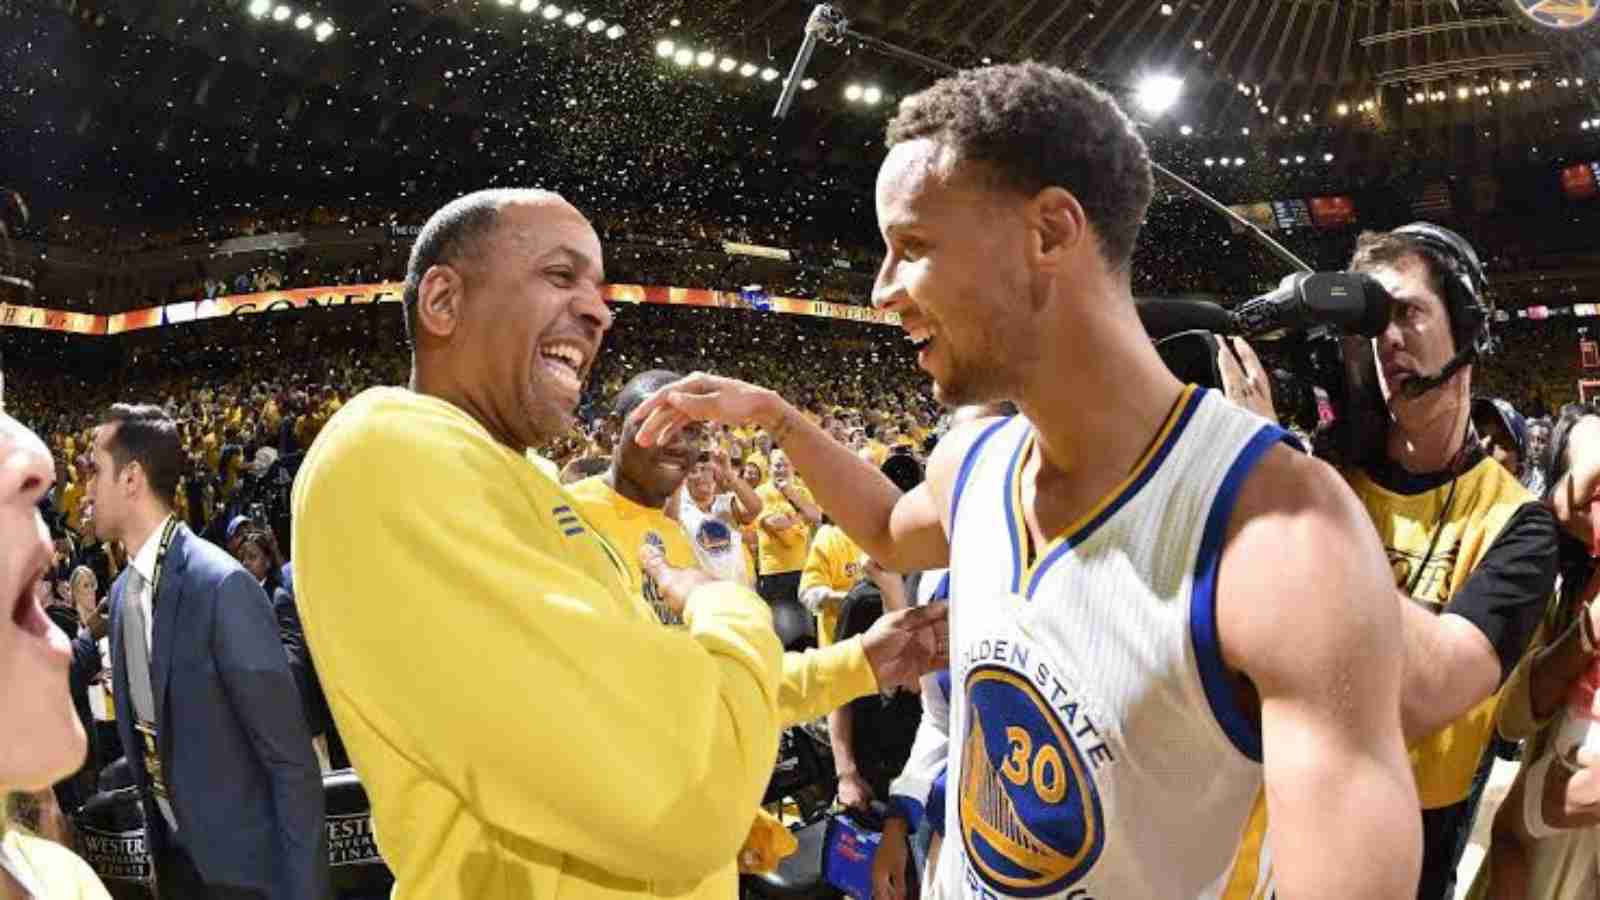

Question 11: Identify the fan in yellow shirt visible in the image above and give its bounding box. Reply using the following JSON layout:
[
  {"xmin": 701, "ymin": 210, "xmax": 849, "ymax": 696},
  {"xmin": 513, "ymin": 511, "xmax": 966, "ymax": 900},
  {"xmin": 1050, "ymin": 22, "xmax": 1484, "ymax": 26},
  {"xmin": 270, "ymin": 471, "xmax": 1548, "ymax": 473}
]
[
  {"xmin": 568, "ymin": 372, "xmax": 945, "ymax": 873},
  {"xmin": 754, "ymin": 450, "xmax": 821, "ymax": 609},
  {"xmin": 799, "ymin": 524, "xmax": 864, "ymax": 648},
  {"xmin": 292, "ymin": 191, "xmax": 945, "ymax": 900}
]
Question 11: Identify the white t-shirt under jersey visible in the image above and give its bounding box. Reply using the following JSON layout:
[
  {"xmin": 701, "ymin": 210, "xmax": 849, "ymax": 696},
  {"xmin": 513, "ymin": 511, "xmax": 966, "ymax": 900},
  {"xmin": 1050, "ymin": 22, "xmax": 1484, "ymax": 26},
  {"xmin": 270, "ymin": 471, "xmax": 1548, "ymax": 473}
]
[{"xmin": 676, "ymin": 491, "xmax": 752, "ymax": 586}]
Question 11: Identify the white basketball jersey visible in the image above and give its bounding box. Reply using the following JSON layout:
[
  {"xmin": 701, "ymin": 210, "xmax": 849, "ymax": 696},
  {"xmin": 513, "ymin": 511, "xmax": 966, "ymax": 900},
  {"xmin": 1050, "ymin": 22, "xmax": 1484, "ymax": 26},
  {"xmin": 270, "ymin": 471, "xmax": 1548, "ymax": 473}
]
[{"xmin": 938, "ymin": 386, "xmax": 1291, "ymax": 900}]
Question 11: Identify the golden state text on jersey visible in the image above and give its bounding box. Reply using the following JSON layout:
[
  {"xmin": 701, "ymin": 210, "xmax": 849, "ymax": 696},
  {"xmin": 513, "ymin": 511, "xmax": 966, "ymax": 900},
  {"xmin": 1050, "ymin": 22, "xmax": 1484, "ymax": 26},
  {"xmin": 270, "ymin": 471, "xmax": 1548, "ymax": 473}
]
[{"xmin": 957, "ymin": 629, "xmax": 1115, "ymax": 899}]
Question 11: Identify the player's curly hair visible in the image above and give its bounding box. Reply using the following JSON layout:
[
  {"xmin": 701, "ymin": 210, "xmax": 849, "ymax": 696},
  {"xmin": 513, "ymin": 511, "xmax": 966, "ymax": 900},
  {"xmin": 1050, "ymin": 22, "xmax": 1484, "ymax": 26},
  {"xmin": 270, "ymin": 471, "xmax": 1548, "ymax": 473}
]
[{"xmin": 885, "ymin": 62, "xmax": 1153, "ymax": 272}]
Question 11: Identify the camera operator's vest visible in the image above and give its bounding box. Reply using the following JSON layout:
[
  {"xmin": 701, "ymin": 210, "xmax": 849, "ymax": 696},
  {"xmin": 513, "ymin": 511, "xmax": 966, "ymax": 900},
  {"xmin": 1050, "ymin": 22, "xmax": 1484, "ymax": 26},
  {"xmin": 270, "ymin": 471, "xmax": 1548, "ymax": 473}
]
[
  {"xmin": 1221, "ymin": 452, "xmax": 1534, "ymax": 899},
  {"xmin": 939, "ymin": 386, "xmax": 1292, "ymax": 899}
]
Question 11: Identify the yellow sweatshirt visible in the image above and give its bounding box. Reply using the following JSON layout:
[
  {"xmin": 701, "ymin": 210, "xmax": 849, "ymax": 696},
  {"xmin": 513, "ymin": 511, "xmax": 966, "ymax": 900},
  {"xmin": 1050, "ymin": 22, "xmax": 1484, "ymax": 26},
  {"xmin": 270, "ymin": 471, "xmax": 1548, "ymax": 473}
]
[
  {"xmin": 799, "ymin": 525, "xmax": 866, "ymax": 647},
  {"xmin": 291, "ymin": 387, "xmax": 787, "ymax": 900}
]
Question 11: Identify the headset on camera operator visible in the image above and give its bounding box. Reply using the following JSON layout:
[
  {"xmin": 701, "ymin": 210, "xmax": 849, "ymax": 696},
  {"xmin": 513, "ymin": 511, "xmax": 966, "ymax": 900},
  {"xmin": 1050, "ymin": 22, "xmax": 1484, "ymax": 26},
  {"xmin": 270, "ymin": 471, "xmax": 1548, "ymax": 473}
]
[{"xmin": 1221, "ymin": 224, "xmax": 1559, "ymax": 900}]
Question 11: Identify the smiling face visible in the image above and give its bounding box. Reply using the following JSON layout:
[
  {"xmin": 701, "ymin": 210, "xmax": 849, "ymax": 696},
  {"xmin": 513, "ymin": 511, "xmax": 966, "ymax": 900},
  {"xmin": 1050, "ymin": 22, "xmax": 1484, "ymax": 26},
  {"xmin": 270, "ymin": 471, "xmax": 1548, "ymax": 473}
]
[
  {"xmin": 872, "ymin": 140, "xmax": 1035, "ymax": 407},
  {"xmin": 0, "ymin": 413, "xmax": 86, "ymax": 793},
  {"xmin": 418, "ymin": 195, "xmax": 614, "ymax": 450},
  {"xmin": 616, "ymin": 414, "xmax": 705, "ymax": 507}
]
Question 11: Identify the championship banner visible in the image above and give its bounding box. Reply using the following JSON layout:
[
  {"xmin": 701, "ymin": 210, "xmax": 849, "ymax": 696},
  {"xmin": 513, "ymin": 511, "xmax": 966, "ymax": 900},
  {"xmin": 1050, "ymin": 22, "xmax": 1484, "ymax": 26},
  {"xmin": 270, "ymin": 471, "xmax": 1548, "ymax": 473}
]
[{"xmin": 722, "ymin": 241, "xmax": 793, "ymax": 261}]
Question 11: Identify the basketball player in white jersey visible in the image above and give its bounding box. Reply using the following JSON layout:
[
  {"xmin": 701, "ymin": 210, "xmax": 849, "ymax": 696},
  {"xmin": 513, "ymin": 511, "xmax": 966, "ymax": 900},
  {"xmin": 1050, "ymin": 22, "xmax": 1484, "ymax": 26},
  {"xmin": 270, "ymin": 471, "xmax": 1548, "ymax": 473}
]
[{"xmin": 631, "ymin": 63, "xmax": 1421, "ymax": 898}]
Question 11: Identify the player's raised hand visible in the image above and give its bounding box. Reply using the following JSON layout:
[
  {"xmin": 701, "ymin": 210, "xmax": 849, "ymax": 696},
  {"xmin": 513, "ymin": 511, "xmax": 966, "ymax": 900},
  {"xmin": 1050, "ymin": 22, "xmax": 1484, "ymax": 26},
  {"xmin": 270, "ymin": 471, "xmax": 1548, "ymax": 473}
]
[{"xmin": 630, "ymin": 372, "xmax": 784, "ymax": 449}]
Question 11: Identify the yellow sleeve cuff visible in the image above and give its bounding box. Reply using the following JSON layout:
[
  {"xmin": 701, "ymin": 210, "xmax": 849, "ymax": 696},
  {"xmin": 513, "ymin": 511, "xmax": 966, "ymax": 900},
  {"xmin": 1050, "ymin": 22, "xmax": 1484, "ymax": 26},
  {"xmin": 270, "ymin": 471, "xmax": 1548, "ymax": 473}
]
[{"xmin": 777, "ymin": 636, "xmax": 880, "ymax": 727}]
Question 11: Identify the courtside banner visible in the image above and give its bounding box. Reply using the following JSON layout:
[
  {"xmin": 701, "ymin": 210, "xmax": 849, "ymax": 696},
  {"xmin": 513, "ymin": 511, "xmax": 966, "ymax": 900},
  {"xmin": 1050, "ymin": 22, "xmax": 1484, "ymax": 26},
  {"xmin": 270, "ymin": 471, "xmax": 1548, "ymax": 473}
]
[
  {"xmin": 10, "ymin": 281, "xmax": 900, "ymax": 335},
  {"xmin": 0, "ymin": 301, "xmax": 105, "ymax": 334}
]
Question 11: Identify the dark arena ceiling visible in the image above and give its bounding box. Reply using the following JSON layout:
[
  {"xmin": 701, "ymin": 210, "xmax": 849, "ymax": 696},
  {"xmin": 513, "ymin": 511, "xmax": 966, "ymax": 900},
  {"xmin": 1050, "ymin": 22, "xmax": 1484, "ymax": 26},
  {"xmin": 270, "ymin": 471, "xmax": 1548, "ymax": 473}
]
[{"xmin": 3, "ymin": 0, "xmax": 1600, "ymax": 255}]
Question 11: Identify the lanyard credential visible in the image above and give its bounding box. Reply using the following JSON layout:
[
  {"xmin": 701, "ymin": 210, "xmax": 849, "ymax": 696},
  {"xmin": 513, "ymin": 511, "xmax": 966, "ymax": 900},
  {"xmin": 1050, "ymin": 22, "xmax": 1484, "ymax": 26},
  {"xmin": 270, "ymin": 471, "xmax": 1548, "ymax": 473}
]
[{"xmin": 147, "ymin": 517, "xmax": 179, "ymax": 604}]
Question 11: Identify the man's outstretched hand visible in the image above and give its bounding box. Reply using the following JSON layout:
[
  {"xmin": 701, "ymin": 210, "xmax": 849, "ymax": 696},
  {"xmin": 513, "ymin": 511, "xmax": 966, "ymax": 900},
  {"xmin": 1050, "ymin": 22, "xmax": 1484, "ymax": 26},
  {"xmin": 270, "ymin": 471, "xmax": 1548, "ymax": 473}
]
[
  {"xmin": 640, "ymin": 543, "xmax": 718, "ymax": 617},
  {"xmin": 630, "ymin": 372, "xmax": 782, "ymax": 449},
  {"xmin": 860, "ymin": 604, "xmax": 949, "ymax": 691}
]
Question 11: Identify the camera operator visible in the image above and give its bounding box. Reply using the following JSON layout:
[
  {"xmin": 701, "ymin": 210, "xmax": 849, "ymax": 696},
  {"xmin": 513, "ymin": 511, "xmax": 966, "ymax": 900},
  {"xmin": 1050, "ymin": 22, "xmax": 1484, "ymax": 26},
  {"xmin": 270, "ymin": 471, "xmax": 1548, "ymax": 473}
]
[{"xmin": 1224, "ymin": 225, "xmax": 1558, "ymax": 900}]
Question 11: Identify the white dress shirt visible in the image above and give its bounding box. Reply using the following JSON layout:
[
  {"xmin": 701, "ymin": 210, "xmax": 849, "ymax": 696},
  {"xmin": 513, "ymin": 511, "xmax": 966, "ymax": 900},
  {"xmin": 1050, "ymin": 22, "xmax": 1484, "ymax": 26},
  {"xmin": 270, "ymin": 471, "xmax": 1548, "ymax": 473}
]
[{"xmin": 128, "ymin": 515, "xmax": 174, "ymax": 650}]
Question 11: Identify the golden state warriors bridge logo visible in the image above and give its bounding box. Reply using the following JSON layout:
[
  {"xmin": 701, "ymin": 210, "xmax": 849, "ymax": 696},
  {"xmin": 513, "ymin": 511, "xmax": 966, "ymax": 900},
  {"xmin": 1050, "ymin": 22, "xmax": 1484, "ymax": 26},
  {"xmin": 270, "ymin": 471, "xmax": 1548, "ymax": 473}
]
[{"xmin": 960, "ymin": 665, "xmax": 1105, "ymax": 896}]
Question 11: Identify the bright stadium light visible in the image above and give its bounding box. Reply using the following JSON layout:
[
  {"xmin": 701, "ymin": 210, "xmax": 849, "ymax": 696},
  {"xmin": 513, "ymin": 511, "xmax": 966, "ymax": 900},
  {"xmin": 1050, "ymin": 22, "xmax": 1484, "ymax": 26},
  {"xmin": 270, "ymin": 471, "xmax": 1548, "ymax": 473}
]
[
  {"xmin": 1279, "ymin": 157, "xmax": 1289, "ymax": 165},
  {"xmin": 1278, "ymin": 115, "xmax": 1288, "ymax": 124},
  {"xmin": 314, "ymin": 20, "xmax": 334, "ymax": 40},
  {"xmin": 695, "ymin": 50, "xmax": 715, "ymax": 67},
  {"xmin": 1179, "ymin": 124, "xmax": 1193, "ymax": 135},
  {"xmin": 1336, "ymin": 102, "xmax": 1349, "ymax": 115},
  {"xmin": 800, "ymin": 78, "xmax": 817, "ymax": 90},
  {"xmin": 845, "ymin": 83, "xmax": 863, "ymax": 101},
  {"xmin": 1135, "ymin": 74, "xmax": 1183, "ymax": 116},
  {"xmin": 564, "ymin": 11, "xmax": 585, "ymax": 27},
  {"xmin": 862, "ymin": 85, "xmax": 882, "ymax": 105},
  {"xmin": 542, "ymin": 5, "xmax": 562, "ymax": 20},
  {"xmin": 1234, "ymin": 156, "xmax": 1245, "ymax": 166},
  {"xmin": 1324, "ymin": 152, "xmax": 1334, "ymax": 162},
  {"xmin": 760, "ymin": 67, "xmax": 779, "ymax": 81},
  {"xmin": 1295, "ymin": 154, "xmax": 1306, "ymax": 163},
  {"xmin": 1203, "ymin": 157, "xmax": 1214, "ymax": 166},
  {"xmin": 655, "ymin": 39, "xmax": 674, "ymax": 57},
  {"xmin": 1241, "ymin": 126, "xmax": 1250, "ymax": 135},
  {"xmin": 673, "ymin": 48, "xmax": 693, "ymax": 66},
  {"xmin": 520, "ymin": 0, "xmax": 538, "ymax": 11},
  {"xmin": 294, "ymin": 12, "xmax": 311, "ymax": 29},
  {"xmin": 586, "ymin": 18, "xmax": 605, "ymax": 32},
  {"xmin": 248, "ymin": 0, "xmax": 271, "ymax": 17},
  {"xmin": 605, "ymin": 24, "xmax": 624, "ymax": 39},
  {"xmin": 272, "ymin": 5, "xmax": 292, "ymax": 22},
  {"xmin": 497, "ymin": 0, "xmax": 515, "ymax": 6},
  {"xmin": 718, "ymin": 57, "xmax": 736, "ymax": 72},
  {"xmin": 739, "ymin": 62, "xmax": 758, "ymax": 77}
]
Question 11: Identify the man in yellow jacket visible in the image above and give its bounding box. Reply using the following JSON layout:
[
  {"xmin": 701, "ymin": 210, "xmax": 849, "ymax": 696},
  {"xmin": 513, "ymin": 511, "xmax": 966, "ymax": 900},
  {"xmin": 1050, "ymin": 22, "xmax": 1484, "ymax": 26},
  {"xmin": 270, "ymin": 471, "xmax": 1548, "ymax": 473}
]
[{"xmin": 291, "ymin": 189, "xmax": 946, "ymax": 900}]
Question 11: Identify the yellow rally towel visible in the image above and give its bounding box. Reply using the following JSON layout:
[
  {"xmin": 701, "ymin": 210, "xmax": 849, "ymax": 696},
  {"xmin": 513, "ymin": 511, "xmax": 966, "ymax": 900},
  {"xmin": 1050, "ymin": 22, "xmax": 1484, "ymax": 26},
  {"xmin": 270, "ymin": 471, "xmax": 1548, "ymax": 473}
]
[{"xmin": 737, "ymin": 810, "xmax": 799, "ymax": 874}]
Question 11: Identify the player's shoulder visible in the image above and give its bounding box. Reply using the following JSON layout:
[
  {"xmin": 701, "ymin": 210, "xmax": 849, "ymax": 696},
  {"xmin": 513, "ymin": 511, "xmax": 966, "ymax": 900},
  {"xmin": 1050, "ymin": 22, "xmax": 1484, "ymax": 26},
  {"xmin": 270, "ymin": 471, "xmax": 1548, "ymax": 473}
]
[{"xmin": 925, "ymin": 415, "xmax": 1014, "ymax": 496}]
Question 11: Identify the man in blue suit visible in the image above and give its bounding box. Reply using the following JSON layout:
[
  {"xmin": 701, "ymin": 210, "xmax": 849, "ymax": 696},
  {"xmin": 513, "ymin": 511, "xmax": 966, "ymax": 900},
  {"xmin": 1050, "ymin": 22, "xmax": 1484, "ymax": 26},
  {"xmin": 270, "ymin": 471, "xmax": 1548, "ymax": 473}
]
[{"xmin": 86, "ymin": 403, "xmax": 327, "ymax": 900}]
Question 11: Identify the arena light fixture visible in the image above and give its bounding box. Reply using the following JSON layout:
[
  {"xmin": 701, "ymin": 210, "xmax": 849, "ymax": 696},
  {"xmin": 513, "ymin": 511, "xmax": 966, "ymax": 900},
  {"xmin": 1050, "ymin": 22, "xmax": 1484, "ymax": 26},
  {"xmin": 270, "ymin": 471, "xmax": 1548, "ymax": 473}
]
[
  {"xmin": 542, "ymin": 5, "xmax": 562, "ymax": 20},
  {"xmin": 845, "ymin": 83, "xmax": 864, "ymax": 101},
  {"xmin": 606, "ymin": 24, "xmax": 624, "ymax": 38},
  {"xmin": 1193, "ymin": 39, "xmax": 1204, "ymax": 50},
  {"xmin": 586, "ymin": 18, "xmax": 605, "ymax": 33},
  {"xmin": 1241, "ymin": 126, "xmax": 1250, "ymax": 135},
  {"xmin": 294, "ymin": 12, "xmax": 312, "ymax": 29},
  {"xmin": 673, "ymin": 48, "xmax": 693, "ymax": 66},
  {"xmin": 1234, "ymin": 156, "xmax": 1245, "ymax": 166},
  {"xmin": 1301, "ymin": 113, "xmax": 1311, "ymax": 122},
  {"xmin": 314, "ymin": 20, "xmax": 334, "ymax": 40},
  {"xmin": 1134, "ymin": 74, "xmax": 1183, "ymax": 117},
  {"xmin": 800, "ymin": 78, "xmax": 817, "ymax": 91},
  {"xmin": 739, "ymin": 62, "xmax": 758, "ymax": 77},
  {"xmin": 498, "ymin": 0, "xmax": 515, "ymax": 6},
  {"xmin": 863, "ymin": 86, "xmax": 883, "ymax": 105},
  {"xmin": 1324, "ymin": 153, "xmax": 1334, "ymax": 162},
  {"xmin": 760, "ymin": 67, "xmax": 780, "ymax": 82},
  {"xmin": 695, "ymin": 50, "xmax": 715, "ymax": 67},
  {"xmin": 1295, "ymin": 154, "xmax": 1305, "ymax": 163},
  {"xmin": 248, "ymin": 0, "xmax": 271, "ymax": 18},
  {"xmin": 1160, "ymin": 3, "xmax": 1173, "ymax": 14},
  {"xmin": 717, "ymin": 56, "xmax": 736, "ymax": 72},
  {"xmin": 272, "ymin": 4, "xmax": 292, "ymax": 22},
  {"xmin": 1336, "ymin": 102, "xmax": 1349, "ymax": 116},
  {"xmin": 1277, "ymin": 115, "xmax": 1288, "ymax": 124},
  {"xmin": 1457, "ymin": 86, "xmax": 1469, "ymax": 100},
  {"xmin": 520, "ymin": 0, "xmax": 538, "ymax": 11},
  {"xmin": 1499, "ymin": 80, "xmax": 1511, "ymax": 93},
  {"xmin": 564, "ymin": 11, "xmax": 585, "ymax": 27},
  {"xmin": 1179, "ymin": 124, "xmax": 1192, "ymax": 135},
  {"xmin": 1203, "ymin": 157, "xmax": 1214, "ymax": 166},
  {"xmin": 656, "ymin": 39, "xmax": 675, "ymax": 57},
  {"xmin": 1279, "ymin": 157, "xmax": 1289, "ymax": 165}
]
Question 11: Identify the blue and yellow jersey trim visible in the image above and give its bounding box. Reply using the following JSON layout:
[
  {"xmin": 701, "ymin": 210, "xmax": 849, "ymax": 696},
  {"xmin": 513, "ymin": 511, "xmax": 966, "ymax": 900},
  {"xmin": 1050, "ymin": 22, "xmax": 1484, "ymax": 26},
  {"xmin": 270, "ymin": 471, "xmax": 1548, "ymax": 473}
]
[{"xmin": 1003, "ymin": 385, "xmax": 1204, "ymax": 597}]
